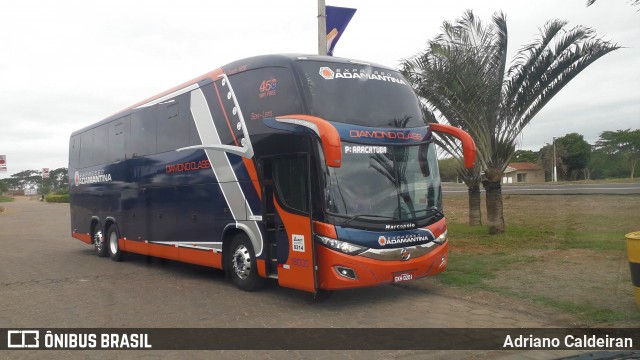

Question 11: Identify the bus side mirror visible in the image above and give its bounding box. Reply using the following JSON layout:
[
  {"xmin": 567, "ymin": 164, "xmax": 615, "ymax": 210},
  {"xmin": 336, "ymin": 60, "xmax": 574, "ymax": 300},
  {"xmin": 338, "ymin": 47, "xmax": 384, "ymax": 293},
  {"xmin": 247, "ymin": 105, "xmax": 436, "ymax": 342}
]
[
  {"xmin": 275, "ymin": 115, "xmax": 342, "ymax": 168},
  {"xmin": 429, "ymin": 123, "xmax": 476, "ymax": 169}
]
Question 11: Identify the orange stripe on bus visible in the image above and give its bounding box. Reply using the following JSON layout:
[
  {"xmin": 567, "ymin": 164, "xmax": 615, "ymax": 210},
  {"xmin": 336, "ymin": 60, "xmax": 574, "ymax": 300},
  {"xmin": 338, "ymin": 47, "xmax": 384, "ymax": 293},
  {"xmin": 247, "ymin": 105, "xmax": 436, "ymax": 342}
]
[
  {"xmin": 242, "ymin": 157, "xmax": 262, "ymax": 199},
  {"xmin": 73, "ymin": 232, "xmax": 92, "ymax": 245},
  {"xmin": 276, "ymin": 114, "xmax": 341, "ymax": 167},
  {"xmin": 119, "ymin": 239, "xmax": 223, "ymax": 270},
  {"xmin": 124, "ymin": 68, "xmax": 225, "ymax": 113},
  {"xmin": 213, "ymin": 81, "xmax": 239, "ymax": 147},
  {"xmin": 313, "ymin": 221, "xmax": 337, "ymax": 238}
]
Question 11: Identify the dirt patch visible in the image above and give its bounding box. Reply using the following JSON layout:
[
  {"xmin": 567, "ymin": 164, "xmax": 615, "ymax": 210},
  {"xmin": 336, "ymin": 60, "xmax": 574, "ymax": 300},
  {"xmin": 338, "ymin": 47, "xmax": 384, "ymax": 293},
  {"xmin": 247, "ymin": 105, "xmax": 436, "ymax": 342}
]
[{"xmin": 483, "ymin": 249, "xmax": 635, "ymax": 325}]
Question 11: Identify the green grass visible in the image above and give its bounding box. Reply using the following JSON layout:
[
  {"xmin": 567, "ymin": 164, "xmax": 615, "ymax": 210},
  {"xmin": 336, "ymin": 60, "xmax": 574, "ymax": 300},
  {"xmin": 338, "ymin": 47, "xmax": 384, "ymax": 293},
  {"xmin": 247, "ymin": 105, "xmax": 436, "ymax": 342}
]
[
  {"xmin": 45, "ymin": 193, "xmax": 69, "ymax": 203},
  {"xmin": 447, "ymin": 223, "xmax": 627, "ymax": 252},
  {"xmin": 526, "ymin": 295, "xmax": 640, "ymax": 323},
  {"xmin": 438, "ymin": 251, "xmax": 538, "ymax": 287},
  {"xmin": 440, "ymin": 194, "xmax": 639, "ymax": 325},
  {"xmin": 0, "ymin": 195, "xmax": 14, "ymax": 202}
]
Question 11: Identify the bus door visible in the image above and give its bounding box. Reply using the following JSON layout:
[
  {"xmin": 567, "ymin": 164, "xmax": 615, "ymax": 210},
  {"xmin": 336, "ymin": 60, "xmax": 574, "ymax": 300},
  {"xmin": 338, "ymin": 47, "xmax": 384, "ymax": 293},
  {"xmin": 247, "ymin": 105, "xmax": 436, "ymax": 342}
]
[{"xmin": 260, "ymin": 154, "xmax": 317, "ymax": 293}]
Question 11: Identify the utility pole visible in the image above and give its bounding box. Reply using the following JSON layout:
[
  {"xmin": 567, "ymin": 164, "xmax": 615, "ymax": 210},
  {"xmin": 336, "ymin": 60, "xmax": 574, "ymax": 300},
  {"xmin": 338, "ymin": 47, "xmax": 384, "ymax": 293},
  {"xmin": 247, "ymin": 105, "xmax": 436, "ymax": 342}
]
[
  {"xmin": 553, "ymin": 136, "xmax": 557, "ymax": 182},
  {"xmin": 318, "ymin": 0, "xmax": 327, "ymax": 55}
]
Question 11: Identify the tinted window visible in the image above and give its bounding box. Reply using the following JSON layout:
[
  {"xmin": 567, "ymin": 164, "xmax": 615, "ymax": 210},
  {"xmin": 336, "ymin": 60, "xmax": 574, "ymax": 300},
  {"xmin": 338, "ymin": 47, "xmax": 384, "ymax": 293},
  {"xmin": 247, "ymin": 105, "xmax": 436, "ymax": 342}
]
[
  {"xmin": 230, "ymin": 67, "xmax": 302, "ymax": 121},
  {"xmin": 93, "ymin": 125, "xmax": 108, "ymax": 165},
  {"xmin": 79, "ymin": 130, "xmax": 94, "ymax": 168},
  {"xmin": 295, "ymin": 61, "xmax": 424, "ymax": 128},
  {"xmin": 69, "ymin": 136, "xmax": 80, "ymax": 168},
  {"xmin": 157, "ymin": 100, "xmax": 192, "ymax": 153},
  {"xmin": 108, "ymin": 116, "xmax": 129, "ymax": 162},
  {"xmin": 272, "ymin": 155, "xmax": 309, "ymax": 213},
  {"xmin": 129, "ymin": 108, "xmax": 157, "ymax": 157}
]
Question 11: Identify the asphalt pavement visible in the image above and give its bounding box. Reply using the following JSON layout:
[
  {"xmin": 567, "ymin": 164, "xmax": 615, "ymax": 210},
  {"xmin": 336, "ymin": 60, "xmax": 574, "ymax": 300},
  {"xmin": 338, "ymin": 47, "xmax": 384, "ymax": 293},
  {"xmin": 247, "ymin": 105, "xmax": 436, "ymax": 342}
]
[{"xmin": 0, "ymin": 196, "xmax": 600, "ymax": 359}]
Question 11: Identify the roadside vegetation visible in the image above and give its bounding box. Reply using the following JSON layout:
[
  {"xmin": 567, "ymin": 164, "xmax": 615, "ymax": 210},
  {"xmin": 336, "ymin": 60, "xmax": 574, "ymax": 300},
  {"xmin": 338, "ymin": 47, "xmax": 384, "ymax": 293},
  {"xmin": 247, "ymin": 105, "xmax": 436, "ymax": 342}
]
[
  {"xmin": 0, "ymin": 167, "xmax": 69, "ymax": 203},
  {"xmin": 45, "ymin": 189, "xmax": 69, "ymax": 203},
  {"xmin": 440, "ymin": 193, "xmax": 640, "ymax": 325},
  {"xmin": 0, "ymin": 195, "xmax": 14, "ymax": 202}
]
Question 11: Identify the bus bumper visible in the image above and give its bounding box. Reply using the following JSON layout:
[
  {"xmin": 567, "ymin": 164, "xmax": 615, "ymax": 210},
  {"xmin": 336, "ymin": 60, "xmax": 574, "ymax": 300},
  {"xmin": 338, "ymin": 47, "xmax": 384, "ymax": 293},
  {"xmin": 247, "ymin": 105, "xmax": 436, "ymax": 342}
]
[{"xmin": 316, "ymin": 241, "xmax": 449, "ymax": 290}]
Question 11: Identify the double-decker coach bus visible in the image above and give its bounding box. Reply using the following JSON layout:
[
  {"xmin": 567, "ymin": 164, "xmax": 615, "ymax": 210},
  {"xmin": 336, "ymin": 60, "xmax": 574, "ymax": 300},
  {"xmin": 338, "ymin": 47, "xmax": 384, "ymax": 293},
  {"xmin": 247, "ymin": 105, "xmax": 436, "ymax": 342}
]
[{"xmin": 69, "ymin": 54, "xmax": 476, "ymax": 293}]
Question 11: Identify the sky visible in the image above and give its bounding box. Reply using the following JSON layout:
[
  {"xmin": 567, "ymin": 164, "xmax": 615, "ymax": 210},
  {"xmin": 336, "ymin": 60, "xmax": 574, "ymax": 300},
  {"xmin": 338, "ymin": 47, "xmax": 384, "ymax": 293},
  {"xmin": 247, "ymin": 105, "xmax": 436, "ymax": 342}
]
[{"xmin": 0, "ymin": 0, "xmax": 638, "ymax": 177}]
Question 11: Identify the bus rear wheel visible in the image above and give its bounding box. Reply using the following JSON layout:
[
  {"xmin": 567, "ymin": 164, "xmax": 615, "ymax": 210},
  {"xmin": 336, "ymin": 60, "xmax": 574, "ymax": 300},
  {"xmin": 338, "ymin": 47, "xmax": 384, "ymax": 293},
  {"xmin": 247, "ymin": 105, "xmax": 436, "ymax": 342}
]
[
  {"xmin": 93, "ymin": 227, "xmax": 108, "ymax": 258},
  {"xmin": 107, "ymin": 225, "xmax": 123, "ymax": 262},
  {"xmin": 228, "ymin": 233, "xmax": 264, "ymax": 292}
]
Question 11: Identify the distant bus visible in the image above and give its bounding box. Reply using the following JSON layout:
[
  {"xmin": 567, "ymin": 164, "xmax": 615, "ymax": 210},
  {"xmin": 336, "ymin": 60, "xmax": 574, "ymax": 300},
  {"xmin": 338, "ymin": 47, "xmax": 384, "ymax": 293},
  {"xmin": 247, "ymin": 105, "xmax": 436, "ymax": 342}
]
[{"xmin": 68, "ymin": 54, "xmax": 475, "ymax": 294}]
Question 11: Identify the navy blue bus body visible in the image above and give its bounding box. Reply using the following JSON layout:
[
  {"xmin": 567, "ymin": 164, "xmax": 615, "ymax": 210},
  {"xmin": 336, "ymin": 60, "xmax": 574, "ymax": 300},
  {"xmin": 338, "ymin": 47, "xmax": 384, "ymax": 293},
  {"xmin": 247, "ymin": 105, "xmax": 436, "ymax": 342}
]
[{"xmin": 69, "ymin": 54, "xmax": 456, "ymax": 293}]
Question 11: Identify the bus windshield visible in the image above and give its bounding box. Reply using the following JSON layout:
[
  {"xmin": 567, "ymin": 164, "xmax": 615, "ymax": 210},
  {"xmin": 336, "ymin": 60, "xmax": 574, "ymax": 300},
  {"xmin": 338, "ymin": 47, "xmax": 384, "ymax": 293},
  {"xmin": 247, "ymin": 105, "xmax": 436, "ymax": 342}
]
[
  {"xmin": 323, "ymin": 142, "xmax": 442, "ymax": 221},
  {"xmin": 295, "ymin": 60, "xmax": 424, "ymax": 128}
]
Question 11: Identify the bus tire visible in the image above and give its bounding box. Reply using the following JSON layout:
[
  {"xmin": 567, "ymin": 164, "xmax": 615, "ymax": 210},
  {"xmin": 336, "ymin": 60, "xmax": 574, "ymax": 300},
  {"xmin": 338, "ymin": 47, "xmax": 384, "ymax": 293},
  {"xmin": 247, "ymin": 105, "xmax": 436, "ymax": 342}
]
[
  {"xmin": 93, "ymin": 226, "xmax": 108, "ymax": 258},
  {"xmin": 107, "ymin": 225, "xmax": 123, "ymax": 262},
  {"xmin": 229, "ymin": 233, "xmax": 264, "ymax": 292}
]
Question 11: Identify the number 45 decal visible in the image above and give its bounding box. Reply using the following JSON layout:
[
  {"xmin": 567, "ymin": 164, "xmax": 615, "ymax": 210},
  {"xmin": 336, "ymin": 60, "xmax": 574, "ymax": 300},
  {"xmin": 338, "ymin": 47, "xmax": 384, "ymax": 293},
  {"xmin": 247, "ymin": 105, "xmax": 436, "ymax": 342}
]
[{"xmin": 259, "ymin": 79, "xmax": 278, "ymax": 92}]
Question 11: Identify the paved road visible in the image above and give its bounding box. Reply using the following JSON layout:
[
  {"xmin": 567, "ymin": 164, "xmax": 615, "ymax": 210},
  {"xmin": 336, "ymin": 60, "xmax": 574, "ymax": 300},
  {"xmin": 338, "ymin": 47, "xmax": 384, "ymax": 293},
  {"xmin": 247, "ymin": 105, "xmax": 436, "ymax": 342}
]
[
  {"xmin": 443, "ymin": 182, "xmax": 640, "ymax": 195},
  {"xmin": 0, "ymin": 197, "xmax": 589, "ymax": 359}
]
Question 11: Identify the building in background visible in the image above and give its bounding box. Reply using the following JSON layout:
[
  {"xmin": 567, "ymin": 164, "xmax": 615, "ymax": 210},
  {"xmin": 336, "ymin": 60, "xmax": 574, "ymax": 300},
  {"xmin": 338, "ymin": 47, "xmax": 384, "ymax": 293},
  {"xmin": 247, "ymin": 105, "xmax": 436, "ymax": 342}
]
[{"xmin": 502, "ymin": 162, "xmax": 545, "ymax": 184}]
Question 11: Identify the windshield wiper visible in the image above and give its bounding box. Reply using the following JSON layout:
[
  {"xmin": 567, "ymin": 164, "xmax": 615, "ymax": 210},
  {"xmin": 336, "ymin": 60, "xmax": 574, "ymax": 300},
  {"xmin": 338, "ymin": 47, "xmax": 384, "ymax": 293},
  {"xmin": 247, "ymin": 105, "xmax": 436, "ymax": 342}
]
[
  {"xmin": 410, "ymin": 207, "xmax": 445, "ymax": 219},
  {"xmin": 342, "ymin": 214, "xmax": 394, "ymax": 226}
]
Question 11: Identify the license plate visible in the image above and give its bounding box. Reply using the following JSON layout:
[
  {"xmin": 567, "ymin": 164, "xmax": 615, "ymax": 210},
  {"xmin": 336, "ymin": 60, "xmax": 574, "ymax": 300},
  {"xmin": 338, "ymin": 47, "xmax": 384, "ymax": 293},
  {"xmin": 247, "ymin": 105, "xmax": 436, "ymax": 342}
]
[{"xmin": 393, "ymin": 272, "xmax": 414, "ymax": 283}]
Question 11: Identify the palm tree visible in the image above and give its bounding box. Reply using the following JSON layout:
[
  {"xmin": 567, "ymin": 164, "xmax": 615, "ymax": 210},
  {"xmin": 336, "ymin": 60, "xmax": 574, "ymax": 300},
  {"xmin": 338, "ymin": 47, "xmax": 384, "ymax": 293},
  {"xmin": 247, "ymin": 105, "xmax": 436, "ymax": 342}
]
[
  {"xmin": 586, "ymin": 0, "xmax": 640, "ymax": 7},
  {"xmin": 402, "ymin": 10, "xmax": 619, "ymax": 234}
]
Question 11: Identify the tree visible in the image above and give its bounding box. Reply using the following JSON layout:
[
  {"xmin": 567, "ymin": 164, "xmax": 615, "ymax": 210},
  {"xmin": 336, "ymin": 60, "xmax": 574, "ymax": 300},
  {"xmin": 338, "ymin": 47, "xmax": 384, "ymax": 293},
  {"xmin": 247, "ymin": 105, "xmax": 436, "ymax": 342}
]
[
  {"xmin": 556, "ymin": 133, "xmax": 592, "ymax": 180},
  {"xmin": 402, "ymin": 10, "xmax": 619, "ymax": 234},
  {"xmin": 512, "ymin": 150, "xmax": 539, "ymax": 163},
  {"xmin": 9, "ymin": 170, "xmax": 41, "ymax": 190},
  {"xmin": 48, "ymin": 167, "xmax": 69, "ymax": 191},
  {"xmin": 539, "ymin": 142, "xmax": 567, "ymax": 181},
  {"xmin": 438, "ymin": 157, "xmax": 461, "ymax": 182},
  {"xmin": 588, "ymin": 148, "xmax": 627, "ymax": 179},
  {"xmin": 596, "ymin": 129, "xmax": 640, "ymax": 178},
  {"xmin": 586, "ymin": 0, "xmax": 640, "ymax": 7}
]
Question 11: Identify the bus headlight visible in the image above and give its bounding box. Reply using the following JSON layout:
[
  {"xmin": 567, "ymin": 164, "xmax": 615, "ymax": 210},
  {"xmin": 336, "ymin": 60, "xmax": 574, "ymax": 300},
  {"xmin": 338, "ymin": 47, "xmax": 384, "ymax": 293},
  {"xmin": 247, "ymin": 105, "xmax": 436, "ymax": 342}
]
[
  {"xmin": 316, "ymin": 235, "xmax": 368, "ymax": 255},
  {"xmin": 433, "ymin": 230, "xmax": 448, "ymax": 245}
]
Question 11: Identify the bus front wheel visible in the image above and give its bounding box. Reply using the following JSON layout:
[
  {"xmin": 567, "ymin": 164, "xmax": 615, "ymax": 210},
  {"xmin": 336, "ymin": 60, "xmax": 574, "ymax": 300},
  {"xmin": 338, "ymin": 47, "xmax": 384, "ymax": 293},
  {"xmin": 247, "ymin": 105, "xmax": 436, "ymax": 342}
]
[
  {"xmin": 107, "ymin": 225, "xmax": 123, "ymax": 262},
  {"xmin": 228, "ymin": 233, "xmax": 264, "ymax": 292}
]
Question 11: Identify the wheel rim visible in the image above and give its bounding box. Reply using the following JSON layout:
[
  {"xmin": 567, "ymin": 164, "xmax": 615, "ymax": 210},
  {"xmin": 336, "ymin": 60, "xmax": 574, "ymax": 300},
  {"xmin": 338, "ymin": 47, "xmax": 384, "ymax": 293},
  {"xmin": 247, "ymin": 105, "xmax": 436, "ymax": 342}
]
[
  {"xmin": 109, "ymin": 231, "xmax": 118, "ymax": 255},
  {"xmin": 232, "ymin": 245, "xmax": 251, "ymax": 280},
  {"xmin": 94, "ymin": 230, "xmax": 104, "ymax": 251}
]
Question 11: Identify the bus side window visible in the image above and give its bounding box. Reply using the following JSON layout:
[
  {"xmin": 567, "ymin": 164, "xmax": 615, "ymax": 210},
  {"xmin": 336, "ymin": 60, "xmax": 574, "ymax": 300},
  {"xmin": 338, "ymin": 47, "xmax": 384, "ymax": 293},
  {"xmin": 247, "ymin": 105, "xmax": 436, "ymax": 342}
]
[
  {"xmin": 129, "ymin": 109, "xmax": 157, "ymax": 157},
  {"xmin": 93, "ymin": 124, "xmax": 108, "ymax": 165},
  {"xmin": 109, "ymin": 116, "xmax": 129, "ymax": 162},
  {"xmin": 79, "ymin": 130, "xmax": 94, "ymax": 168},
  {"xmin": 272, "ymin": 156, "xmax": 309, "ymax": 214},
  {"xmin": 69, "ymin": 136, "xmax": 80, "ymax": 168},
  {"xmin": 157, "ymin": 100, "xmax": 190, "ymax": 153}
]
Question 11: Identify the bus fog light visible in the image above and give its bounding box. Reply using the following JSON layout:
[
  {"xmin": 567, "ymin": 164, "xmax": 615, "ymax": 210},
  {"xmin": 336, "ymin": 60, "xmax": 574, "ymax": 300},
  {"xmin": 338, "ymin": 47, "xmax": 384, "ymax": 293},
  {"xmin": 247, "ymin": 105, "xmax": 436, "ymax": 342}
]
[
  {"xmin": 433, "ymin": 230, "xmax": 448, "ymax": 245},
  {"xmin": 335, "ymin": 266, "xmax": 357, "ymax": 280}
]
